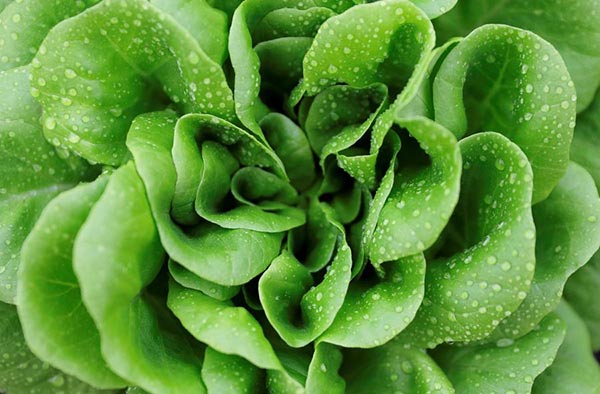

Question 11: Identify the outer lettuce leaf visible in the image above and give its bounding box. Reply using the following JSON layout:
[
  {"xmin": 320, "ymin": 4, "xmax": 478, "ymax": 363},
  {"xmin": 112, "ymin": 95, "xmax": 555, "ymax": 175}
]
[
  {"xmin": 0, "ymin": 302, "xmax": 120, "ymax": 394},
  {"xmin": 0, "ymin": 66, "xmax": 92, "ymax": 304},
  {"xmin": 127, "ymin": 111, "xmax": 284, "ymax": 287},
  {"xmin": 401, "ymin": 132, "xmax": 535, "ymax": 348},
  {"xmin": 532, "ymin": 301, "xmax": 600, "ymax": 394},
  {"xmin": 434, "ymin": 0, "xmax": 600, "ymax": 112},
  {"xmin": 167, "ymin": 282, "xmax": 281, "ymax": 370},
  {"xmin": 433, "ymin": 24, "xmax": 575, "ymax": 202},
  {"xmin": 73, "ymin": 163, "xmax": 206, "ymax": 394},
  {"xmin": 489, "ymin": 162, "xmax": 600, "ymax": 340},
  {"xmin": 31, "ymin": 0, "xmax": 235, "ymax": 165},
  {"xmin": 571, "ymin": 89, "xmax": 600, "ymax": 187},
  {"xmin": 564, "ymin": 252, "xmax": 600, "ymax": 351},
  {"xmin": 341, "ymin": 341, "xmax": 454, "ymax": 394},
  {"xmin": 17, "ymin": 176, "xmax": 126, "ymax": 388},
  {"xmin": 0, "ymin": 0, "xmax": 100, "ymax": 71},
  {"xmin": 564, "ymin": 81, "xmax": 600, "ymax": 351},
  {"xmin": 434, "ymin": 312, "xmax": 566, "ymax": 394}
]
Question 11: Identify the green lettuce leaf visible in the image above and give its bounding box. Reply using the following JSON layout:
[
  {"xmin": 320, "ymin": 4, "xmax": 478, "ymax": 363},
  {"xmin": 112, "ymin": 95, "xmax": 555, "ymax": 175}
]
[
  {"xmin": 0, "ymin": 302, "xmax": 120, "ymax": 394},
  {"xmin": 367, "ymin": 116, "xmax": 461, "ymax": 264},
  {"xmin": 31, "ymin": 0, "xmax": 235, "ymax": 165},
  {"xmin": 434, "ymin": 0, "xmax": 600, "ymax": 112},
  {"xmin": 300, "ymin": 0, "xmax": 435, "ymax": 98},
  {"xmin": 259, "ymin": 240, "xmax": 352, "ymax": 347},
  {"xmin": 433, "ymin": 24, "xmax": 575, "ymax": 202},
  {"xmin": 489, "ymin": 162, "xmax": 600, "ymax": 340},
  {"xmin": 17, "ymin": 176, "xmax": 126, "ymax": 388},
  {"xmin": 0, "ymin": 66, "xmax": 92, "ymax": 304},
  {"xmin": 341, "ymin": 341, "xmax": 454, "ymax": 393},
  {"xmin": 319, "ymin": 253, "xmax": 425, "ymax": 348},
  {"xmin": 168, "ymin": 260, "xmax": 240, "ymax": 301},
  {"xmin": 127, "ymin": 111, "xmax": 284, "ymax": 287},
  {"xmin": 564, "ymin": 252, "xmax": 600, "ymax": 351},
  {"xmin": 202, "ymin": 348, "xmax": 264, "ymax": 394},
  {"xmin": 167, "ymin": 281, "xmax": 281, "ymax": 370},
  {"xmin": 0, "ymin": 0, "xmax": 100, "ymax": 72},
  {"xmin": 401, "ymin": 132, "xmax": 536, "ymax": 348},
  {"xmin": 73, "ymin": 163, "xmax": 206, "ymax": 394},
  {"xmin": 434, "ymin": 312, "xmax": 566, "ymax": 394},
  {"xmin": 532, "ymin": 301, "xmax": 600, "ymax": 394}
]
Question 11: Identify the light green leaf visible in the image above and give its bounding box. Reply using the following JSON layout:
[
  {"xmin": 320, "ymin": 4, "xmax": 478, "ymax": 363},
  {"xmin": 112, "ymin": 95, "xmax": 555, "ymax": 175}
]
[
  {"xmin": 564, "ymin": 252, "xmax": 600, "ymax": 351},
  {"xmin": 301, "ymin": 0, "xmax": 435, "ymax": 97},
  {"xmin": 0, "ymin": 0, "xmax": 12, "ymax": 13},
  {"xmin": 490, "ymin": 162, "xmax": 600, "ymax": 340},
  {"xmin": 410, "ymin": 0, "xmax": 457, "ymax": 19},
  {"xmin": 32, "ymin": 0, "xmax": 234, "ymax": 165},
  {"xmin": 149, "ymin": 0, "xmax": 229, "ymax": 64},
  {"xmin": 168, "ymin": 260, "xmax": 240, "ymax": 301},
  {"xmin": 401, "ymin": 132, "xmax": 535, "ymax": 348},
  {"xmin": 168, "ymin": 282, "xmax": 281, "ymax": 370},
  {"xmin": 319, "ymin": 254, "xmax": 425, "ymax": 348},
  {"xmin": 532, "ymin": 301, "xmax": 600, "ymax": 394},
  {"xmin": 305, "ymin": 343, "xmax": 345, "ymax": 394},
  {"xmin": 259, "ymin": 218, "xmax": 352, "ymax": 347},
  {"xmin": 0, "ymin": 0, "xmax": 100, "ymax": 72},
  {"xmin": 433, "ymin": 24, "xmax": 575, "ymax": 202},
  {"xmin": 0, "ymin": 66, "xmax": 92, "ymax": 304},
  {"xmin": 368, "ymin": 117, "xmax": 461, "ymax": 264},
  {"xmin": 1, "ymin": 302, "xmax": 119, "ymax": 394},
  {"xmin": 127, "ymin": 111, "xmax": 283, "ymax": 286},
  {"xmin": 434, "ymin": 313, "xmax": 566, "ymax": 394},
  {"xmin": 202, "ymin": 348, "xmax": 264, "ymax": 394},
  {"xmin": 17, "ymin": 176, "xmax": 126, "ymax": 388},
  {"xmin": 340, "ymin": 341, "xmax": 454, "ymax": 394},
  {"xmin": 253, "ymin": 7, "xmax": 335, "ymax": 42},
  {"xmin": 73, "ymin": 163, "xmax": 206, "ymax": 394},
  {"xmin": 434, "ymin": 0, "xmax": 600, "ymax": 112}
]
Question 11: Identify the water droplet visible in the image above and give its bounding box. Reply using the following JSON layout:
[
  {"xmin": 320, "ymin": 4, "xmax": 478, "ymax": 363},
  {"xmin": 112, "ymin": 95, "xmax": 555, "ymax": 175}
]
[
  {"xmin": 44, "ymin": 117, "xmax": 57, "ymax": 130},
  {"xmin": 48, "ymin": 375, "xmax": 65, "ymax": 387},
  {"xmin": 64, "ymin": 68, "xmax": 77, "ymax": 79},
  {"xmin": 496, "ymin": 338, "xmax": 514, "ymax": 347}
]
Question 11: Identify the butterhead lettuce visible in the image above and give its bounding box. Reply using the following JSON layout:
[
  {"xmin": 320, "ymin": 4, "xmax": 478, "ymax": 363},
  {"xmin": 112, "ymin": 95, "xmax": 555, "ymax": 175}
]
[{"xmin": 1, "ymin": 0, "xmax": 600, "ymax": 393}]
